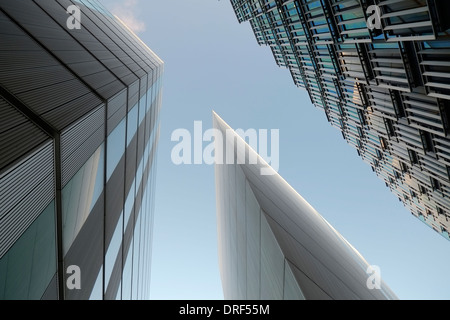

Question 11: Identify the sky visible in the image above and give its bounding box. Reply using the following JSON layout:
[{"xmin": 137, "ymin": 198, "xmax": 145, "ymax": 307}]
[{"xmin": 100, "ymin": 0, "xmax": 450, "ymax": 300}]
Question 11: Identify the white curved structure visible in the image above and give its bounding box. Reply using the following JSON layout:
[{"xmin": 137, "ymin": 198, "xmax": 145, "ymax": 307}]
[{"xmin": 214, "ymin": 112, "xmax": 397, "ymax": 300}]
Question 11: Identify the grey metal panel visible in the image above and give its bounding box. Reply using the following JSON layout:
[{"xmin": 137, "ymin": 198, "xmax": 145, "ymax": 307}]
[
  {"xmin": 60, "ymin": 0, "xmax": 144, "ymax": 80},
  {"xmin": 286, "ymin": 261, "xmax": 332, "ymax": 300},
  {"xmin": 0, "ymin": 10, "xmax": 103, "ymax": 131},
  {"xmin": 61, "ymin": 105, "xmax": 105, "ymax": 186},
  {"xmin": 107, "ymin": 89, "xmax": 127, "ymax": 118},
  {"xmin": 128, "ymin": 80, "xmax": 139, "ymax": 111},
  {"xmin": 64, "ymin": 193, "xmax": 104, "ymax": 300},
  {"xmin": 139, "ymin": 76, "xmax": 147, "ymax": 99},
  {"xmin": 213, "ymin": 113, "xmax": 398, "ymax": 300},
  {"xmin": 0, "ymin": 141, "xmax": 54, "ymax": 259},
  {"xmin": 104, "ymin": 10, "xmax": 160, "ymax": 73},
  {"xmin": 3, "ymin": 0, "xmax": 126, "ymax": 99},
  {"xmin": 0, "ymin": 97, "xmax": 49, "ymax": 172},
  {"xmin": 107, "ymin": 105, "xmax": 126, "ymax": 136},
  {"xmin": 107, "ymin": 89, "xmax": 127, "ymax": 135}
]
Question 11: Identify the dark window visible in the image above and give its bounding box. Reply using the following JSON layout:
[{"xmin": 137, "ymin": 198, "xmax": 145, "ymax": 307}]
[
  {"xmin": 408, "ymin": 149, "xmax": 418, "ymax": 164},
  {"xmin": 419, "ymin": 185, "xmax": 427, "ymax": 195},
  {"xmin": 400, "ymin": 162, "xmax": 408, "ymax": 173},
  {"xmin": 431, "ymin": 177, "xmax": 441, "ymax": 191},
  {"xmin": 420, "ymin": 130, "xmax": 435, "ymax": 153},
  {"xmin": 376, "ymin": 149, "xmax": 382, "ymax": 159}
]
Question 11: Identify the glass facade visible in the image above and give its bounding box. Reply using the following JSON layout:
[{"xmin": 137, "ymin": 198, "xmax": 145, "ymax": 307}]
[
  {"xmin": 231, "ymin": 0, "xmax": 450, "ymax": 240},
  {"xmin": 0, "ymin": 201, "xmax": 56, "ymax": 300},
  {"xmin": 0, "ymin": 0, "xmax": 163, "ymax": 299},
  {"xmin": 214, "ymin": 112, "xmax": 397, "ymax": 300}
]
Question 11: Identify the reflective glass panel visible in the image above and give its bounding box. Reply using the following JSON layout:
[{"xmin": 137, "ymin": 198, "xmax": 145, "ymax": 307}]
[
  {"xmin": 62, "ymin": 144, "xmax": 104, "ymax": 255},
  {"xmin": 107, "ymin": 118, "xmax": 126, "ymax": 181},
  {"xmin": 0, "ymin": 201, "xmax": 56, "ymax": 299}
]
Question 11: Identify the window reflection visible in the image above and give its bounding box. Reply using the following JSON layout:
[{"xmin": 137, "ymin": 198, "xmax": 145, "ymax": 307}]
[
  {"xmin": 62, "ymin": 144, "xmax": 104, "ymax": 255},
  {"xmin": 127, "ymin": 104, "xmax": 138, "ymax": 147},
  {"xmin": 138, "ymin": 93, "xmax": 147, "ymax": 126},
  {"xmin": 0, "ymin": 201, "xmax": 56, "ymax": 299},
  {"xmin": 105, "ymin": 211, "xmax": 123, "ymax": 289},
  {"xmin": 89, "ymin": 266, "xmax": 103, "ymax": 300},
  {"xmin": 122, "ymin": 246, "xmax": 133, "ymax": 300},
  {"xmin": 107, "ymin": 118, "xmax": 126, "ymax": 181}
]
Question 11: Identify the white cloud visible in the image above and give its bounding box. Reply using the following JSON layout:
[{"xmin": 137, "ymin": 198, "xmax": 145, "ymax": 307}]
[{"xmin": 111, "ymin": 0, "xmax": 146, "ymax": 33}]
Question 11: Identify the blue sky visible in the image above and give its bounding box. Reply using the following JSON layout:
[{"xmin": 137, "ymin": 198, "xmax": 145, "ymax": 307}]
[{"xmin": 100, "ymin": 0, "xmax": 450, "ymax": 300}]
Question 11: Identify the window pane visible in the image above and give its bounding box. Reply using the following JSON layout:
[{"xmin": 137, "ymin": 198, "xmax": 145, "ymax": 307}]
[
  {"xmin": 122, "ymin": 245, "xmax": 133, "ymax": 300},
  {"xmin": 127, "ymin": 104, "xmax": 138, "ymax": 147},
  {"xmin": 62, "ymin": 144, "xmax": 104, "ymax": 255},
  {"xmin": 138, "ymin": 93, "xmax": 147, "ymax": 126},
  {"xmin": 105, "ymin": 211, "xmax": 123, "ymax": 289},
  {"xmin": 89, "ymin": 266, "xmax": 103, "ymax": 300},
  {"xmin": 0, "ymin": 201, "xmax": 56, "ymax": 300},
  {"xmin": 107, "ymin": 118, "xmax": 126, "ymax": 181}
]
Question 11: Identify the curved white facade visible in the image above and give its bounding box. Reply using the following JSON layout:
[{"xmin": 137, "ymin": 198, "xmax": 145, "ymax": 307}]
[{"xmin": 214, "ymin": 112, "xmax": 397, "ymax": 300}]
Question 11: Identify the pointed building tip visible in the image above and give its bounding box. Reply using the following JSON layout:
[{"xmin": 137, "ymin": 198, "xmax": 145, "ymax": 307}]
[
  {"xmin": 211, "ymin": 111, "xmax": 230, "ymax": 131},
  {"xmin": 212, "ymin": 110, "xmax": 223, "ymax": 121}
]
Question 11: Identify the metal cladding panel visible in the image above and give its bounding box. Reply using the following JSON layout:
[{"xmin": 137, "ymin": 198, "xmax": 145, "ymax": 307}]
[
  {"xmin": 64, "ymin": 193, "xmax": 104, "ymax": 300},
  {"xmin": 139, "ymin": 76, "xmax": 147, "ymax": 98},
  {"xmin": 100, "ymin": 12, "xmax": 155, "ymax": 75},
  {"xmin": 61, "ymin": 105, "xmax": 105, "ymax": 187},
  {"xmin": 213, "ymin": 113, "xmax": 398, "ymax": 300},
  {"xmin": 52, "ymin": 0, "xmax": 134, "ymax": 87},
  {"xmin": 0, "ymin": 11, "xmax": 103, "ymax": 131},
  {"xmin": 0, "ymin": 141, "xmax": 54, "ymax": 259},
  {"xmin": 0, "ymin": 0, "xmax": 163, "ymax": 300},
  {"xmin": 29, "ymin": 0, "xmax": 127, "ymax": 98},
  {"xmin": 107, "ymin": 89, "xmax": 127, "ymax": 118},
  {"xmin": 68, "ymin": 0, "xmax": 144, "ymax": 77},
  {"xmin": 128, "ymin": 80, "xmax": 139, "ymax": 111},
  {"xmin": 110, "ymin": 14, "xmax": 159, "ymax": 73},
  {"xmin": 0, "ymin": 97, "xmax": 49, "ymax": 172},
  {"xmin": 107, "ymin": 89, "xmax": 127, "ymax": 135}
]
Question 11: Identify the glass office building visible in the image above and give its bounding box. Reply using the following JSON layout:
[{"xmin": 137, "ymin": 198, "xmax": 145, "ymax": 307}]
[
  {"xmin": 230, "ymin": 0, "xmax": 450, "ymax": 240},
  {"xmin": 0, "ymin": 0, "xmax": 163, "ymax": 299},
  {"xmin": 214, "ymin": 112, "xmax": 397, "ymax": 299}
]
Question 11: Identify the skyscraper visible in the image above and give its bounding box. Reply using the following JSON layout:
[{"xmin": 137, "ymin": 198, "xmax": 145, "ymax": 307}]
[
  {"xmin": 0, "ymin": 0, "xmax": 163, "ymax": 299},
  {"xmin": 213, "ymin": 112, "xmax": 397, "ymax": 299},
  {"xmin": 230, "ymin": 0, "xmax": 450, "ymax": 240}
]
